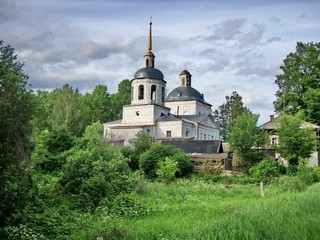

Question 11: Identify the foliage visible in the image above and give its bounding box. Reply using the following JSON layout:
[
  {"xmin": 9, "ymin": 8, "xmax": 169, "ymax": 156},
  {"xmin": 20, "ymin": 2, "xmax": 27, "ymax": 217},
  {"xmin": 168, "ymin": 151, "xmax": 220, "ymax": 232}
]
[
  {"xmin": 312, "ymin": 167, "xmax": 320, "ymax": 182},
  {"xmin": 121, "ymin": 146, "xmax": 140, "ymax": 170},
  {"xmin": 131, "ymin": 131, "xmax": 154, "ymax": 155},
  {"xmin": 0, "ymin": 41, "xmax": 35, "ymax": 227},
  {"xmin": 139, "ymin": 144, "xmax": 193, "ymax": 179},
  {"xmin": 83, "ymin": 84, "xmax": 112, "ymax": 123},
  {"xmin": 106, "ymin": 194, "xmax": 150, "ymax": 218},
  {"xmin": 49, "ymin": 84, "xmax": 86, "ymax": 136},
  {"xmin": 249, "ymin": 158, "xmax": 282, "ymax": 183},
  {"xmin": 277, "ymin": 114, "xmax": 316, "ymax": 170},
  {"xmin": 156, "ymin": 157, "xmax": 179, "ymax": 184},
  {"xmin": 110, "ymin": 79, "xmax": 131, "ymax": 120},
  {"xmin": 213, "ymin": 91, "xmax": 251, "ymax": 141},
  {"xmin": 274, "ymin": 41, "xmax": 320, "ymax": 124},
  {"xmin": 4, "ymin": 224, "xmax": 44, "ymax": 240},
  {"xmin": 59, "ymin": 122, "xmax": 136, "ymax": 210},
  {"xmin": 32, "ymin": 125, "xmax": 75, "ymax": 171},
  {"xmin": 277, "ymin": 175, "xmax": 308, "ymax": 193},
  {"xmin": 229, "ymin": 112, "xmax": 268, "ymax": 171}
]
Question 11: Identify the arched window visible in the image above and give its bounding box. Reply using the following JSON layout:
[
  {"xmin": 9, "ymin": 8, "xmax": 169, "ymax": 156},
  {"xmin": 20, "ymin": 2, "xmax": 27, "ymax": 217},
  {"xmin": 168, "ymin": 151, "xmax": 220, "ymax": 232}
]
[
  {"xmin": 138, "ymin": 85, "xmax": 144, "ymax": 100},
  {"xmin": 131, "ymin": 87, "xmax": 134, "ymax": 101},
  {"xmin": 151, "ymin": 85, "xmax": 156, "ymax": 100},
  {"xmin": 162, "ymin": 87, "xmax": 165, "ymax": 102}
]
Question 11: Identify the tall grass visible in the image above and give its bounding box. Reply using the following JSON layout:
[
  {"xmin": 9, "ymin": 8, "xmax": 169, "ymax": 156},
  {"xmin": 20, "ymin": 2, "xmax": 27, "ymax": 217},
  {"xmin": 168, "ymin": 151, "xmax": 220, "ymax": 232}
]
[{"xmin": 71, "ymin": 179, "xmax": 320, "ymax": 240}]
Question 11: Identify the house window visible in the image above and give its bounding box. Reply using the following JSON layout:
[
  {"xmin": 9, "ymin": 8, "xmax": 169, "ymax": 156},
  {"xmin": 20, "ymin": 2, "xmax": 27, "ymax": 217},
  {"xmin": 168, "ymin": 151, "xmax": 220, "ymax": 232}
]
[
  {"xmin": 166, "ymin": 130, "xmax": 172, "ymax": 138},
  {"xmin": 271, "ymin": 137, "xmax": 278, "ymax": 145},
  {"xmin": 146, "ymin": 129, "xmax": 150, "ymax": 135},
  {"xmin": 138, "ymin": 85, "xmax": 144, "ymax": 100},
  {"xmin": 151, "ymin": 85, "xmax": 156, "ymax": 100}
]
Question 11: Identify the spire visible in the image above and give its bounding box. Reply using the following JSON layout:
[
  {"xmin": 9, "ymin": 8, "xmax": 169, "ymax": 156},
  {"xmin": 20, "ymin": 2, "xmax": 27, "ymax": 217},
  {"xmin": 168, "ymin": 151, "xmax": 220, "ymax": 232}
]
[
  {"xmin": 148, "ymin": 17, "xmax": 152, "ymax": 52},
  {"xmin": 144, "ymin": 17, "xmax": 155, "ymax": 68}
]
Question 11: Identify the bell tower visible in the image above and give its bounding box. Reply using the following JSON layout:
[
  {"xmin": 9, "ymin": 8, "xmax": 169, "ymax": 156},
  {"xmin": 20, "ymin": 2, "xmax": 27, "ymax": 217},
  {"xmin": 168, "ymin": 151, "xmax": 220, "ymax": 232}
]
[{"xmin": 144, "ymin": 19, "xmax": 155, "ymax": 68}]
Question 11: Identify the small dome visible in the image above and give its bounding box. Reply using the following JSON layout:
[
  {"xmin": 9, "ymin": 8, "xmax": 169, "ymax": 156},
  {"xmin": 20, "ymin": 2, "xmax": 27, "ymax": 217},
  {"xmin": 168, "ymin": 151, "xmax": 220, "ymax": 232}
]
[
  {"xmin": 134, "ymin": 67, "xmax": 164, "ymax": 80},
  {"xmin": 165, "ymin": 86, "xmax": 211, "ymax": 106},
  {"xmin": 180, "ymin": 69, "xmax": 191, "ymax": 76}
]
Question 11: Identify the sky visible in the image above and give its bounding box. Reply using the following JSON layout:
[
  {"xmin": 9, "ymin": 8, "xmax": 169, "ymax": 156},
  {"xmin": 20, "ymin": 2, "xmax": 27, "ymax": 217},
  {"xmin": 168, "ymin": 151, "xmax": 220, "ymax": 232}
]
[{"xmin": 1, "ymin": 0, "xmax": 319, "ymax": 124}]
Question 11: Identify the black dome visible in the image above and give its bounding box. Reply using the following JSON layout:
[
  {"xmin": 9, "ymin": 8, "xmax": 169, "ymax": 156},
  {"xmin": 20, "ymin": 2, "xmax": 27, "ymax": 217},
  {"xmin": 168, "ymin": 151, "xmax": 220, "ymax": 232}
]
[
  {"xmin": 134, "ymin": 67, "xmax": 164, "ymax": 80},
  {"xmin": 165, "ymin": 86, "xmax": 211, "ymax": 106}
]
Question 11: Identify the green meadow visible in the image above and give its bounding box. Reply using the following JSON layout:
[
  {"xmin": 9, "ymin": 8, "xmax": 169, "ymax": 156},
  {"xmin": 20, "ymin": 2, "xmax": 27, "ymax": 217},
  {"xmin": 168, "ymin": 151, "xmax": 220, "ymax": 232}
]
[{"xmin": 69, "ymin": 178, "xmax": 320, "ymax": 240}]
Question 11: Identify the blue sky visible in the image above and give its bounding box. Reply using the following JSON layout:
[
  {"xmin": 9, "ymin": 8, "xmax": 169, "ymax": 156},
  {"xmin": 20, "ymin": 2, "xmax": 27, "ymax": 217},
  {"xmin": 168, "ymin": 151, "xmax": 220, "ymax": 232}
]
[{"xmin": 1, "ymin": 0, "xmax": 319, "ymax": 124}]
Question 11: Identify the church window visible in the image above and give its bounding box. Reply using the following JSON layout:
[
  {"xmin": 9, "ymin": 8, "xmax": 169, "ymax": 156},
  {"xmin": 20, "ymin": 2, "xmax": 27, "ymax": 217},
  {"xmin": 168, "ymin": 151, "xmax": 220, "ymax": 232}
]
[
  {"xmin": 162, "ymin": 87, "xmax": 165, "ymax": 102},
  {"xmin": 166, "ymin": 130, "xmax": 171, "ymax": 138},
  {"xmin": 204, "ymin": 134, "xmax": 207, "ymax": 140},
  {"xmin": 138, "ymin": 85, "xmax": 144, "ymax": 100},
  {"xmin": 182, "ymin": 77, "xmax": 185, "ymax": 86},
  {"xmin": 146, "ymin": 59, "xmax": 149, "ymax": 66},
  {"xmin": 131, "ymin": 87, "xmax": 134, "ymax": 101},
  {"xmin": 186, "ymin": 130, "xmax": 189, "ymax": 137},
  {"xmin": 151, "ymin": 85, "xmax": 156, "ymax": 100}
]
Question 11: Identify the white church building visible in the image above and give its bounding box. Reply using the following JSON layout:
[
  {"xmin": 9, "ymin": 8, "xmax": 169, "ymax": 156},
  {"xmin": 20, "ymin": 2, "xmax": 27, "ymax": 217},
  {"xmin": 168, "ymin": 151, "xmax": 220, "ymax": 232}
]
[{"xmin": 103, "ymin": 22, "xmax": 220, "ymax": 146}]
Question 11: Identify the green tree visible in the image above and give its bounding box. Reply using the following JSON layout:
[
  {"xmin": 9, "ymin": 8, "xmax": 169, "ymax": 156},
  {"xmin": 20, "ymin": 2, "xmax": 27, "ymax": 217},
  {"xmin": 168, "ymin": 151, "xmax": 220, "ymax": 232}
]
[
  {"xmin": 32, "ymin": 125, "xmax": 75, "ymax": 171},
  {"xmin": 277, "ymin": 114, "xmax": 316, "ymax": 172},
  {"xmin": 274, "ymin": 42, "xmax": 320, "ymax": 124},
  {"xmin": 229, "ymin": 112, "xmax": 268, "ymax": 171},
  {"xmin": 213, "ymin": 91, "xmax": 250, "ymax": 141},
  {"xmin": 110, "ymin": 79, "xmax": 131, "ymax": 120},
  {"xmin": 49, "ymin": 84, "xmax": 85, "ymax": 136},
  {"xmin": 83, "ymin": 85, "xmax": 112, "ymax": 123},
  {"xmin": 0, "ymin": 41, "xmax": 35, "ymax": 227}
]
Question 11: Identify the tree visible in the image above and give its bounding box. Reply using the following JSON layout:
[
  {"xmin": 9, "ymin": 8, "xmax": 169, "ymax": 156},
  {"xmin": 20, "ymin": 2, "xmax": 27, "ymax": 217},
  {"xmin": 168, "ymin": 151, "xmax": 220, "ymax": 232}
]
[
  {"xmin": 49, "ymin": 84, "xmax": 85, "ymax": 136},
  {"xmin": 83, "ymin": 85, "xmax": 112, "ymax": 124},
  {"xmin": 274, "ymin": 42, "xmax": 320, "ymax": 124},
  {"xmin": 277, "ymin": 114, "xmax": 316, "ymax": 172},
  {"xmin": 213, "ymin": 91, "xmax": 250, "ymax": 141},
  {"xmin": 110, "ymin": 79, "xmax": 131, "ymax": 120},
  {"xmin": 0, "ymin": 40, "xmax": 35, "ymax": 226},
  {"xmin": 229, "ymin": 112, "xmax": 268, "ymax": 171}
]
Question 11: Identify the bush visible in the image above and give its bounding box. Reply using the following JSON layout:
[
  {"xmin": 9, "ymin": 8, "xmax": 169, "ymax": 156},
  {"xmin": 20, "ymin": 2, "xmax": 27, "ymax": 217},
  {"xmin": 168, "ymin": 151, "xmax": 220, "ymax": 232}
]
[
  {"xmin": 139, "ymin": 144, "xmax": 192, "ymax": 179},
  {"xmin": 59, "ymin": 123, "xmax": 136, "ymax": 210},
  {"xmin": 156, "ymin": 157, "xmax": 178, "ymax": 184},
  {"xmin": 121, "ymin": 146, "xmax": 139, "ymax": 170},
  {"xmin": 107, "ymin": 194, "xmax": 149, "ymax": 218},
  {"xmin": 312, "ymin": 166, "xmax": 320, "ymax": 182},
  {"xmin": 277, "ymin": 176, "xmax": 308, "ymax": 193},
  {"xmin": 249, "ymin": 158, "xmax": 282, "ymax": 183}
]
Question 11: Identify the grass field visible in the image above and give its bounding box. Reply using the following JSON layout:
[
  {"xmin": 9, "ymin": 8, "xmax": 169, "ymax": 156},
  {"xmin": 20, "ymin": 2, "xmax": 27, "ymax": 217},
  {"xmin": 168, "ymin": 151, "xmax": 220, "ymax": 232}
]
[{"xmin": 71, "ymin": 178, "xmax": 320, "ymax": 240}]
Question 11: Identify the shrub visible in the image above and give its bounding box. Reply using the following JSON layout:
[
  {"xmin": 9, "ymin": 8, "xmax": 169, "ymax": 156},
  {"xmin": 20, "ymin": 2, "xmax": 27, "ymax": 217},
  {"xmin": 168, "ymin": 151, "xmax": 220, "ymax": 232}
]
[
  {"xmin": 139, "ymin": 144, "xmax": 192, "ymax": 179},
  {"xmin": 59, "ymin": 123, "xmax": 136, "ymax": 210},
  {"xmin": 121, "ymin": 146, "xmax": 139, "ymax": 170},
  {"xmin": 156, "ymin": 157, "xmax": 178, "ymax": 184},
  {"xmin": 4, "ymin": 224, "xmax": 44, "ymax": 240},
  {"xmin": 312, "ymin": 166, "xmax": 320, "ymax": 182},
  {"xmin": 107, "ymin": 194, "xmax": 149, "ymax": 218},
  {"xmin": 249, "ymin": 158, "xmax": 282, "ymax": 183},
  {"xmin": 277, "ymin": 176, "xmax": 308, "ymax": 193}
]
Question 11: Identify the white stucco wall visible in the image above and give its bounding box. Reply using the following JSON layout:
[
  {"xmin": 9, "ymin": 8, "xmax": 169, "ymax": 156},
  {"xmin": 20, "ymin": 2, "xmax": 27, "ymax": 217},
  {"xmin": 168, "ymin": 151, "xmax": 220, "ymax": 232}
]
[{"xmin": 165, "ymin": 100, "xmax": 211, "ymax": 115}]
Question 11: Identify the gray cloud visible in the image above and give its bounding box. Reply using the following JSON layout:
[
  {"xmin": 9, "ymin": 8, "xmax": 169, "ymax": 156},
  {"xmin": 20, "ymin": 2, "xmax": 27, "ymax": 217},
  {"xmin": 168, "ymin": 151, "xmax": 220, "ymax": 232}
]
[{"xmin": 208, "ymin": 18, "xmax": 246, "ymax": 40}]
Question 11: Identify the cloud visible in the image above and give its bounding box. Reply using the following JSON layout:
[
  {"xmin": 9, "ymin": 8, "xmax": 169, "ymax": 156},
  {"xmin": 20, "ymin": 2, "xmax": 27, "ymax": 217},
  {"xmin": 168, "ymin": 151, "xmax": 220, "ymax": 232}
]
[{"xmin": 208, "ymin": 18, "xmax": 247, "ymax": 40}]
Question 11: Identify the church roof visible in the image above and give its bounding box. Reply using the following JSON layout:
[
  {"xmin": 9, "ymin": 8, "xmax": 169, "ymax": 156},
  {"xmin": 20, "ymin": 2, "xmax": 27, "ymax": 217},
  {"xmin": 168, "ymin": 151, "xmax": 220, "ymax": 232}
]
[
  {"xmin": 180, "ymin": 69, "xmax": 191, "ymax": 76},
  {"xmin": 157, "ymin": 114, "xmax": 212, "ymax": 124},
  {"xmin": 134, "ymin": 67, "xmax": 164, "ymax": 80},
  {"xmin": 165, "ymin": 86, "xmax": 211, "ymax": 106}
]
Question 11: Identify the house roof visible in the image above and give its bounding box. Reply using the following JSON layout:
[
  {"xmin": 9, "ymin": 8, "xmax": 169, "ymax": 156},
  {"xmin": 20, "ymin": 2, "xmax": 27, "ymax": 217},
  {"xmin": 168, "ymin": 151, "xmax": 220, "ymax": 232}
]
[{"xmin": 260, "ymin": 116, "xmax": 320, "ymax": 130}]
